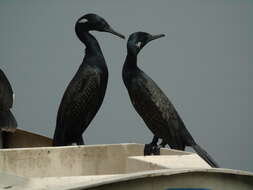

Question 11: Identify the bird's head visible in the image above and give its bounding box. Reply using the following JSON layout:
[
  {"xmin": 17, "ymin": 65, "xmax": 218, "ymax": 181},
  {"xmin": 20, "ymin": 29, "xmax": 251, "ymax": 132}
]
[
  {"xmin": 75, "ymin": 13, "xmax": 125, "ymax": 39},
  {"xmin": 127, "ymin": 32, "xmax": 165, "ymax": 55}
]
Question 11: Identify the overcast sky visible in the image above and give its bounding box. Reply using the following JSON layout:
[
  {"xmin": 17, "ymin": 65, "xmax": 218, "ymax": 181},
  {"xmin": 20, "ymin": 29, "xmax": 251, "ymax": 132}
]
[{"xmin": 0, "ymin": 0, "xmax": 252, "ymax": 172}]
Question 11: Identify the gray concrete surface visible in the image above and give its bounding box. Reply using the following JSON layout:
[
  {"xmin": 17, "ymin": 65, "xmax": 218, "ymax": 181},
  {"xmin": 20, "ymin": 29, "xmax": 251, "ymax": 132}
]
[
  {"xmin": 0, "ymin": 144, "xmax": 253, "ymax": 190},
  {"xmin": 0, "ymin": 144, "xmax": 191, "ymax": 177}
]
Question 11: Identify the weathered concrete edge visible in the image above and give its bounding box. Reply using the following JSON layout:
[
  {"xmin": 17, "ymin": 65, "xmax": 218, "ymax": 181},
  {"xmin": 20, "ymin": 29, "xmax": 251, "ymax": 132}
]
[
  {"xmin": 52, "ymin": 168, "xmax": 253, "ymax": 190},
  {"xmin": 0, "ymin": 143, "xmax": 192, "ymax": 154},
  {"xmin": 0, "ymin": 172, "xmax": 29, "ymax": 189},
  {"xmin": 0, "ymin": 143, "xmax": 140, "ymax": 151},
  {"xmin": 128, "ymin": 154, "xmax": 211, "ymax": 169}
]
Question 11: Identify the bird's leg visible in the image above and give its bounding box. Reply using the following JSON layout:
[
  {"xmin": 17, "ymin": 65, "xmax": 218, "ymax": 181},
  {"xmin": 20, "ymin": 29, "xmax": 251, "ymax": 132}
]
[
  {"xmin": 144, "ymin": 136, "xmax": 159, "ymax": 156},
  {"xmin": 159, "ymin": 140, "xmax": 166, "ymax": 148},
  {"xmin": 144, "ymin": 144, "xmax": 152, "ymax": 156},
  {"xmin": 152, "ymin": 145, "xmax": 160, "ymax": 155},
  {"xmin": 150, "ymin": 136, "xmax": 159, "ymax": 146},
  {"xmin": 0, "ymin": 131, "xmax": 3, "ymax": 148},
  {"xmin": 151, "ymin": 140, "xmax": 167, "ymax": 155},
  {"xmin": 151, "ymin": 136, "xmax": 161, "ymax": 155}
]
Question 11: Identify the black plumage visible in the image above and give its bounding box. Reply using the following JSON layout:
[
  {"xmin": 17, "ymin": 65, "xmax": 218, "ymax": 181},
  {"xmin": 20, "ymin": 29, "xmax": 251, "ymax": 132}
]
[
  {"xmin": 0, "ymin": 69, "xmax": 17, "ymax": 132},
  {"xmin": 122, "ymin": 32, "xmax": 219, "ymax": 167},
  {"xmin": 53, "ymin": 14, "xmax": 125, "ymax": 146}
]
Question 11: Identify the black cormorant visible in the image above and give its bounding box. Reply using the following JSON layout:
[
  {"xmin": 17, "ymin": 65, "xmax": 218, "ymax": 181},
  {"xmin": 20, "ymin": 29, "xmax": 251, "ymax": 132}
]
[
  {"xmin": 0, "ymin": 69, "xmax": 17, "ymax": 147},
  {"xmin": 53, "ymin": 14, "xmax": 125, "ymax": 146},
  {"xmin": 122, "ymin": 32, "xmax": 219, "ymax": 168}
]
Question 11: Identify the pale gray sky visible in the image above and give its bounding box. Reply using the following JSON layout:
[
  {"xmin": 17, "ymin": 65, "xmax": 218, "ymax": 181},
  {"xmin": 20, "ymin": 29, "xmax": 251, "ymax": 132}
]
[{"xmin": 0, "ymin": 0, "xmax": 252, "ymax": 172}]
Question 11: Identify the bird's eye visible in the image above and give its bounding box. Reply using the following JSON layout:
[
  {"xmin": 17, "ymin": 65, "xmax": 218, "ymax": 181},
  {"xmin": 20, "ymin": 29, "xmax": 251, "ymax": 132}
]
[
  {"xmin": 99, "ymin": 22, "xmax": 105, "ymax": 27},
  {"xmin": 99, "ymin": 21, "xmax": 108, "ymax": 28}
]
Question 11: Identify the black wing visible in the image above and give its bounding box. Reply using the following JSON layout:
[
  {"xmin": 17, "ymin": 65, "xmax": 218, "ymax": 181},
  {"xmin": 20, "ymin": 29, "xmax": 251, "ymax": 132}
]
[
  {"xmin": 54, "ymin": 65, "xmax": 102, "ymax": 144},
  {"xmin": 0, "ymin": 69, "xmax": 14, "ymax": 110},
  {"xmin": 128, "ymin": 72, "xmax": 186, "ymax": 149}
]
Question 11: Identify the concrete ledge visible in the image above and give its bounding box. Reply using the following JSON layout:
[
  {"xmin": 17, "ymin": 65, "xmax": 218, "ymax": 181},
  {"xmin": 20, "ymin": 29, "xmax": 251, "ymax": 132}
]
[
  {"xmin": 1, "ymin": 144, "xmax": 190, "ymax": 177},
  {"xmin": 1, "ymin": 168, "xmax": 253, "ymax": 190},
  {"xmin": 126, "ymin": 156, "xmax": 165, "ymax": 173},
  {"xmin": 29, "ymin": 169, "xmax": 253, "ymax": 190},
  {"xmin": 0, "ymin": 144, "xmax": 253, "ymax": 190},
  {"xmin": 0, "ymin": 143, "xmax": 204, "ymax": 178},
  {"xmin": 126, "ymin": 154, "xmax": 211, "ymax": 173},
  {"xmin": 0, "ymin": 172, "xmax": 28, "ymax": 189}
]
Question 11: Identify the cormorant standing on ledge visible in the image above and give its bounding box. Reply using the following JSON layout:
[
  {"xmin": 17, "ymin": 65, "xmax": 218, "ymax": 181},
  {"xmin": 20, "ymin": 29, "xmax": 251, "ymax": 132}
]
[
  {"xmin": 53, "ymin": 14, "xmax": 125, "ymax": 146},
  {"xmin": 0, "ymin": 69, "xmax": 17, "ymax": 147},
  {"xmin": 122, "ymin": 32, "xmax": 219, "ymax": 168}
]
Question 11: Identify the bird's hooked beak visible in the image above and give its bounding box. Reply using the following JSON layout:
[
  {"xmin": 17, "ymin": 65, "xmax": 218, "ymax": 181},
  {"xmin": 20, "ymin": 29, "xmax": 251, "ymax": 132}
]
[
  {"xmin": 149, "ymin": 34, "xmax": 165, "ymax": 41},
  {"xmin": 139, "ymin": 34, "xmax": 165, "ymax": 50},
  {"xmin": 104, "ymin": 26, "xmax": 125, "ymax": 39},
  {"xmin": 140, "ymin": 34, "xmax": 165, "ymax": 49}
]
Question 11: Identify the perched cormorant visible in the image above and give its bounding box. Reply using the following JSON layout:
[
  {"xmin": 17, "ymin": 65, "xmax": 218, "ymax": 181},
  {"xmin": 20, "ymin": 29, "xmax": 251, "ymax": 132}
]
[
  {"xmin": 53, "ymin": 14, "xmax": 125, "ymax": 146},
  {"xmin": 0, "ymin": 69, "xmax": 17, "ymax": 147},
  {"xmin": 122, "ymin": 32, "xmax": 219, "ymax": 168}
]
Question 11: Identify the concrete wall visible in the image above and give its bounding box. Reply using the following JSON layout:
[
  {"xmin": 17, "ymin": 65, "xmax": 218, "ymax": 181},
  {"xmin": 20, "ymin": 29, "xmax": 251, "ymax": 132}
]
[
  {"xmin": 0, "ymin": 144, "xmax": 189, "ymax": 177},
  {"xmin": 0, "ymin": 144, "xmax": 253, "ymax": 190},
  {"xmin": 126, "ymin": 154, "xmax": 211, "ymax": 173},
  {"xmin": 87, "ymin": 171, "xmax": 253, "ymax": 190}
]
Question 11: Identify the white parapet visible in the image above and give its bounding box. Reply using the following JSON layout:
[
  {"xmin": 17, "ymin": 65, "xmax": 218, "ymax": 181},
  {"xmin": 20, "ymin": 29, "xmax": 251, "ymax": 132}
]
[
  {"xmin": 126, "ymin": 154, "xmax": 211, "ymax": 173},
  {"xmin": 0, "ymin": 143, "xmax": 194, "ymax": 177},
  {"xmin": 0, "ymin": 143, "xmax": 252, "ymax": 190}
]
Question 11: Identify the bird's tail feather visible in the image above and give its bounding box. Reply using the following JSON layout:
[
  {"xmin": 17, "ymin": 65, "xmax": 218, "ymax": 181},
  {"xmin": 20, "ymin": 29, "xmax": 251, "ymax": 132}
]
[
  {"xmin": 0, "ymin": 110, "xmax": 17, "ymax": 132},
  {"xmin": 192, "ymin": 144, "xmax": 219, "ymax": 168}
]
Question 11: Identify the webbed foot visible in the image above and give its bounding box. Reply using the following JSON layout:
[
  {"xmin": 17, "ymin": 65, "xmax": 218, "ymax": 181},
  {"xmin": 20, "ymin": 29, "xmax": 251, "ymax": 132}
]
[
  {"xmin": 144, "ymin": 143, "xmax": 161, "ymax": 155},
  {"xmin": 152, "ymin": 145, "xmax": 160, "ymax": 155}
]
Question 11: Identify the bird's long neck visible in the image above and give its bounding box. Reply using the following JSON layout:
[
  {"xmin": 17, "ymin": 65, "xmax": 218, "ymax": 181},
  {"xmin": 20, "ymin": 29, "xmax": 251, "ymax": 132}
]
[
  {"xmin": 122, "ymin": 52, "xmax": 140, "ymax": 88},
  {"xmin": 75, "ymin": 25, "xmax": 103, "ymax": 57},
  {"xmin": 123, "ymin": 53, "xmax": 138, "ymax": 71}
]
